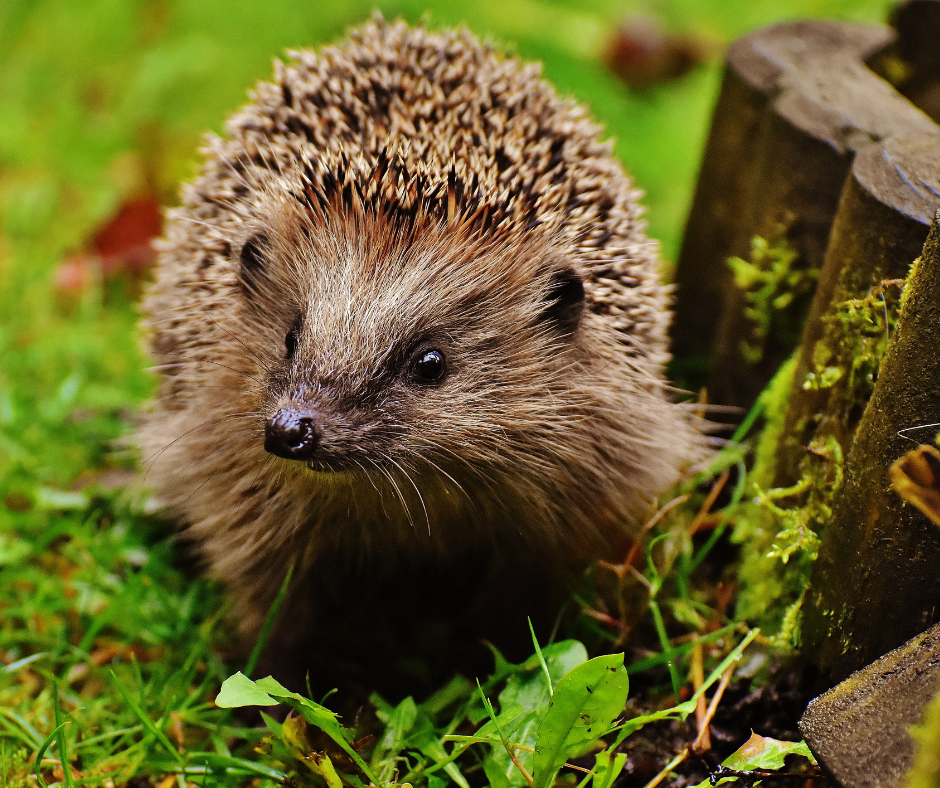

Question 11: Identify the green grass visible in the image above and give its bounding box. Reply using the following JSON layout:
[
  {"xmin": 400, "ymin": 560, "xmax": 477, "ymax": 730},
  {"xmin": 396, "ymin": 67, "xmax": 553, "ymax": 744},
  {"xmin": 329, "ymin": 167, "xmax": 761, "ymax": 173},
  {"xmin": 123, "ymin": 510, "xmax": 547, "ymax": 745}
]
[{"xmin": 0, "ymin": 0, "xmax": 894, "ymax": 785}]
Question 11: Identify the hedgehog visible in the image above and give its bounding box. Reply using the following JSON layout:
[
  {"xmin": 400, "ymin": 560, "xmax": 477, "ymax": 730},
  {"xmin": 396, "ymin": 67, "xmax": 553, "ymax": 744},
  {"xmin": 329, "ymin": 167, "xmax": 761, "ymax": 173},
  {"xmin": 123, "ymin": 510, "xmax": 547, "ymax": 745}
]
[{"xmin": 140, "ymin": 17, "xmax": 707, "ymax": 687}]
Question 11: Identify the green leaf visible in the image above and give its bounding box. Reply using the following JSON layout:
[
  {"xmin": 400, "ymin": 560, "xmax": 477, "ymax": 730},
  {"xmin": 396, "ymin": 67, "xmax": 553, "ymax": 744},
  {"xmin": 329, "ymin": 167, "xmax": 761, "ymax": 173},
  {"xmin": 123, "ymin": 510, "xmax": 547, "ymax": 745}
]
[
  {"xmin": 308, "ymin": 752, "xmax": 344, "ymax": 788},
  {"xmin": 591, "ymin": 751, "xmax": 628, "ymax": 788},
  {"xmin": 260, "ymin": 710, "xmax": 284, "ymax": 738},
  {"xmin": 725, "ymin": 734, "xmax": 815, "ymax": 769},
  {"xmin": 52, "ymin": 681, "xmax": 74, "ymax": 788},
  {"xmin": 215, "ymin": 672, "xmax": 382, "ymax": 785},
  {"xmin": 180, "ymin": 752, "xmax": 287, "ymax": 781},
  {"xmin": 487, "ymin": 640, "xmax": 589, "ymax": 785},
  {"xmin": 32, "ymin": 722, "xmax": 69, "ymax": 788},
  {"xmin": 215, "ymin": 672, "xmax": 279, "ymax": 708},
  {"xmin": 245, "ymin": 564, "xmax": 294, "ymax": 678},
  {"xmin": 532, "ymin": 654, "xmax": 630, "ymax": 788},
  {"xmin": 371, "ymin": 696, "xmax": 418, "ymax": 779},
  {"xmin": 420, "ymin": 675, "xmax": 475, "ymax": 718},
  {"xmin": 607, "ymin": 701, "xmax": 697, "ymax": 744},
  {"xmin": 529, "ymin": 617, "xmax": 554, "ymax": 696},
  {"xmin": 500, "ymin": 640, "xmax": 588, "ymax": 712},
  {"xmin": 415, "ymin": 733, "xmax": 471, "ymax": 788},
  {"xmin": 693, "ymin": 733, "xmax": 817, "ymax": 787},
  {"xmin": 255, "ymin": 676, "xmax": 292, "ymax": 695}
]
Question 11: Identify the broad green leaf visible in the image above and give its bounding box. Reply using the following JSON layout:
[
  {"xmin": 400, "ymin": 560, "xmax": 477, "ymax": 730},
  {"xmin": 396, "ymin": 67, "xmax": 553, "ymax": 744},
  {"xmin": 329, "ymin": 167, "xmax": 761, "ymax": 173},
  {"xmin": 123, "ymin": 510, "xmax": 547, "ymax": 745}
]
[
  {"xmin": 255, "ymin": 676, "xmax": 292, "ymax": 695},
  {"xmin": 274, "ymin": 694, "xmax": 378, "ymax": 785},
  {"xmin": 215, "ymin": 672, "xmax": 279, "ymax": 708},
  {"xmin": 693, "ymin": 733, "xmax": 817, "ymax": 787},
  {"xmin": 500, "ymin": 640, "xmax": 588, "ymax": 711},
  {"xmin": 532, "ymin": 654, "xmax": 630, "ymax": 788},
  {"xmin": 214, "ymin": 672, "xmax": 381, "ymax": 785},
  {"xmin": 488, "ymin": 640, "xmax": 590, "ymax": 784}
]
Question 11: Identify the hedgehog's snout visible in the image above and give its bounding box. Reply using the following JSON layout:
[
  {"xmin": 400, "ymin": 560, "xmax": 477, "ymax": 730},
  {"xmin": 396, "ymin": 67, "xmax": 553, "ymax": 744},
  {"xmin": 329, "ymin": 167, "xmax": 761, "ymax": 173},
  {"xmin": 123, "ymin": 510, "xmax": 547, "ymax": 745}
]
[{"xmin": 265, "ymin": 407, "xmax": 320, "ymax": 460}]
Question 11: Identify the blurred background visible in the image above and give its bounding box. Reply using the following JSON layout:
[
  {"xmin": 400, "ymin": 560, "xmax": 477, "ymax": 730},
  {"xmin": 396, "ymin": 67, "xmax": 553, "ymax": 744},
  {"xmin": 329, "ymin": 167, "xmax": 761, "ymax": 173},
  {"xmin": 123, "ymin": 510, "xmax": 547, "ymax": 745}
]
[{"xmin": 0, "ymin": 0, "xmax": 893, "ymax": 491}]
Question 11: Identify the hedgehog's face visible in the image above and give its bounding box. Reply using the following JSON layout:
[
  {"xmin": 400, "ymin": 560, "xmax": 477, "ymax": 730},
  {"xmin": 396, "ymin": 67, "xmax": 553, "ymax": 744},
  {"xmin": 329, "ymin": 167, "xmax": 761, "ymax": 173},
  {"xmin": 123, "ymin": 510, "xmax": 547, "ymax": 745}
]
[{"xmin": 232, "ymin": 210, "xmax": 588, "ymax": 485}]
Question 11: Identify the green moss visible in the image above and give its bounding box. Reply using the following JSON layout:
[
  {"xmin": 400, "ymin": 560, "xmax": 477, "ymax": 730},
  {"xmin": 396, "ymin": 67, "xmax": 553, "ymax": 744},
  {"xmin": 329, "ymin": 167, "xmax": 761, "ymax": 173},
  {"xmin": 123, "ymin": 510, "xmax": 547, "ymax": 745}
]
[
  {"xmin": 816, "ymin": 278, "xmax": 904, "ymax": 401},
  {"xmin": 728, "ymin": 234, "xmax": 816, "ymax": 364},
  {"xmin": 750, "ymin": 354, "xmax": 797, "ymax": 490},
  {"xmin": 732, "ymin": 275, "xmax": 907, "ymax": 645},
  {"xmin": 732, "ymin": 455, "xmax": 833, "ymax": 646}
]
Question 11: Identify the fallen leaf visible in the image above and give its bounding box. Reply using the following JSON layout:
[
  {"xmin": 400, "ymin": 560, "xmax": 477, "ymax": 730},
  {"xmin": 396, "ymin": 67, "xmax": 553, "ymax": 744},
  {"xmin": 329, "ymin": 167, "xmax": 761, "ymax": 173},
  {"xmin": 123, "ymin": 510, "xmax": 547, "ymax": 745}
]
[
  {"xmin": 694, "ymin": 732, "xmax": 816, "ymax": 787},
  {"xmin": 890, "ymin": 443, "xmax": 940, "ymax": 527}
]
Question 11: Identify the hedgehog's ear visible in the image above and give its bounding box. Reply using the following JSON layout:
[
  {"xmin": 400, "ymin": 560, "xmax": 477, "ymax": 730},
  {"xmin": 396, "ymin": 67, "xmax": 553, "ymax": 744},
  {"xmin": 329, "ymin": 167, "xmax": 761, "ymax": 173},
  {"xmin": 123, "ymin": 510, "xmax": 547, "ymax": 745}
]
[
  {"xmin": 539, "ymin": 266, "xmax": 585, "ymax": 338},
  {"xmin": 238, "ymin": 233, "xmax": 269, "ymax": 297}
]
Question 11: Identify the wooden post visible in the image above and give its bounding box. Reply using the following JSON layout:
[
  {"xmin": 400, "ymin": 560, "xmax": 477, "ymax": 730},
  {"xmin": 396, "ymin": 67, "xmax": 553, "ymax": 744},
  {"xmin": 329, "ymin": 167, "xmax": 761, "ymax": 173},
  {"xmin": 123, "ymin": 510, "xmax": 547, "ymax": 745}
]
[
  {"xmin": 774, "ymin": 133, "xmax": 940, "ymax": 487},
  {"xmin": 672, "ymin": 20, "xmax": 938, "ymax": 408},
  {"xmin": 801, "ymin": 214, "xmax": 940, "ymax": 687}
]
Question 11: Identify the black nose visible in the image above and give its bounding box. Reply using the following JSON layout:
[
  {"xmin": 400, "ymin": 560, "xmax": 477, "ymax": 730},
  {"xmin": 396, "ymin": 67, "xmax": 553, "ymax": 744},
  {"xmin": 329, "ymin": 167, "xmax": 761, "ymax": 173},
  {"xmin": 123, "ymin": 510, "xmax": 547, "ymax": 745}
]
[{"xmin": 264, "ymin": 408, "xmax": 319, "ymax": 460}]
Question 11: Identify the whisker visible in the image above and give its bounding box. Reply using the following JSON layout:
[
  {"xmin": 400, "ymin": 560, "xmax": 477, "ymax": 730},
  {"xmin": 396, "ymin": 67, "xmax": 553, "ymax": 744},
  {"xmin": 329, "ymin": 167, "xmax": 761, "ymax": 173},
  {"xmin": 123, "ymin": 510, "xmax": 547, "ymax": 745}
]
[
  {"xmin": 351, "ymin": 456, "xmax": 381, "ymax": 493},
  {"xmin": 162, "ymin": 426, "xmax": 259, "ymax": 479},
  {"xmin": 416, "ymin": 453, "xmax": 474, "ymax": 511},
  {"xmin": 176, "ymin": 438, "xmax": 261, "ymax": 508},
  {"xmin": 363, "ymin": 457, "xmax": 395, "ymax": 519},
  {"xmin": 375, "ymin": 459, "xmax": 415, "ymax": 530},
  {"xmin": 388, "ymin": 457, "xmax": 431, "ymax": 536},
  {"xmin": 179, "ymin": 474, "xmax": 213, "ymax": 507},
  {"xmin": 141, "ymin": 411, "xmax": 259, "ymax": 477},
  {"xmin": 202, "ymin": 309, "xmax": 272, "ymax": 374},
  {"xmin": 425, "ymin": 442, "xmax": 513, "ymax": 514}
]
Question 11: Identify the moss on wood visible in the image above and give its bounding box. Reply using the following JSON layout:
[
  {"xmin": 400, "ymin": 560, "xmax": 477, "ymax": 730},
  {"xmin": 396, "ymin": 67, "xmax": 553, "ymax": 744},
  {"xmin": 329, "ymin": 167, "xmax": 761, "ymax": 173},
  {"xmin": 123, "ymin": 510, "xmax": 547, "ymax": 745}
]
[{"xmin": 801, "ymin": 216, "xmax": 940, "ymax": 686}]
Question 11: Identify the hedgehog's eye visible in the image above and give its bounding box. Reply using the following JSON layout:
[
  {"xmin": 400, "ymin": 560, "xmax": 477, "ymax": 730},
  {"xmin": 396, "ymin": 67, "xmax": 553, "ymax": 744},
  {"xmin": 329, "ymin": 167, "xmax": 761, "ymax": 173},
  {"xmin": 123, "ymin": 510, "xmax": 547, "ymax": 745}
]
[
  {"xmin": 285, "ymin": 329, "xmax": 299, "ymax": 359},
  {"xmin": 413, "ymin": 349, "xmax": 446, "ymax": 384}
]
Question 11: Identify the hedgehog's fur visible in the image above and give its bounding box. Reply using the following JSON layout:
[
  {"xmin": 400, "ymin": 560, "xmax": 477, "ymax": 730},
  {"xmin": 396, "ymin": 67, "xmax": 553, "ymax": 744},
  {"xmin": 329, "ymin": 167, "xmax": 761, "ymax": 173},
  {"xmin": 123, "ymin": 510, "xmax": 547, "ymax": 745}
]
[{"xmin": 140, "ymin": 18, "xmax": 706, "ymax": 677}]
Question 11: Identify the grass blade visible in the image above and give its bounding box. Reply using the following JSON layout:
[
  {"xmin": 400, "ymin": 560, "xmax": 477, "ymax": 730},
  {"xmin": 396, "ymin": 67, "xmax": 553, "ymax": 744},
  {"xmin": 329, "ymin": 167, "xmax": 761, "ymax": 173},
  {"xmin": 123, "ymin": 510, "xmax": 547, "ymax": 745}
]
[
  {"xmin": 648, "ymin": 598, "xmax": 682, "ymax": 700},
  {"xmin": 110, "ymin": 670, "xmax": 184, "ymax": 765},
  {"xmin": 245, "ymin": 562, "xmax": 294, "ymax": 677},
  {"xmin": 0, "ymin": 709, "xmax": 44, "ymax": 749},
  {"xmin": 529, "ymin": 617, "xmax": 554, "ymax": 697},
  {"xmin": 32, "ymin": 722, "xmax": 69, "ymax": 788},
  {"xmin": 52, "ymin": 680, "xmax": 75, "ymax": 787}
]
